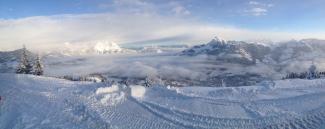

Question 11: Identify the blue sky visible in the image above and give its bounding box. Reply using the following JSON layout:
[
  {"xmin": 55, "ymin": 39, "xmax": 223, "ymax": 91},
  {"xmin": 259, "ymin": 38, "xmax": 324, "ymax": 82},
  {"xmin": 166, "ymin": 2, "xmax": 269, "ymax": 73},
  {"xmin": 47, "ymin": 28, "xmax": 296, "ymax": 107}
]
[
  {"xmin": 1, "ymin": 0, "xmax": 325, "ymax": 31},
  {"xmin": 1, "ymin": 0, "xmax": 325, "ymax": 50}
]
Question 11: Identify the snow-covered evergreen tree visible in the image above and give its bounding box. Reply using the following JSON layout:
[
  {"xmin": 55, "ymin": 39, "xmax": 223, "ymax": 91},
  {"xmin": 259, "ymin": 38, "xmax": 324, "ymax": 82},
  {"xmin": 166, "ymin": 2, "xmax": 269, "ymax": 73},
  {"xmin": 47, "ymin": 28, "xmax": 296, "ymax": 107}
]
[
  {"xmin": 307, "ymin": 64, "xmax": 319, "ymax": 79},
  {"xmin": 33, "ymin": 55, "xmax": 43, "ymax": 76},
  {"xmin": 16, "ymin": 46, "xmax": 33, "ymax": 74},
  {"xmin": 221, "ymin": 79, "xmax": 226, "ymax": 87},
  {"xmin": 144, "ymin": 76, "xmax": 153, "ymax": 87}
]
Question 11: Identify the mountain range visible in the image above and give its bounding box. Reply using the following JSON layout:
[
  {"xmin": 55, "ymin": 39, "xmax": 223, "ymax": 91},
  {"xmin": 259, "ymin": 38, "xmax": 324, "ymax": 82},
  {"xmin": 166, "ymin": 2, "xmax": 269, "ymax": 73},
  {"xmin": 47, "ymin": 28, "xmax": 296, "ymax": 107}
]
[
  {"xmin": 1, "ymin": 37, "xmax": 325, "ymax": 78},
  {"xmin": 181, "ymin": 37, "xmax": 325, "ymax": 67}
]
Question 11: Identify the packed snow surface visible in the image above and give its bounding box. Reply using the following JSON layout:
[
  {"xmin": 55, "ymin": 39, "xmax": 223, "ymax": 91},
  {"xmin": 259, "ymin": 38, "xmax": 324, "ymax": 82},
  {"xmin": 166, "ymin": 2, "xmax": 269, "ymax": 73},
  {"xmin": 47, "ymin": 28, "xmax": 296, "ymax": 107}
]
[{"xmin": 1, "ymin": 74, "xmax": 325, "ymax": 129}]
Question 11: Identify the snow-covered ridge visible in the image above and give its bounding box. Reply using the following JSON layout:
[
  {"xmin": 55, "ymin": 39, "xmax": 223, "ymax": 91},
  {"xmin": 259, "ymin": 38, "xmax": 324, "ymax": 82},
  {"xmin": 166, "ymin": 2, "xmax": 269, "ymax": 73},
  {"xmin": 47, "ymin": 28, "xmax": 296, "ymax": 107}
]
[
  {"xmin": 182, "ymin": 37, "xmax": 325, "ymax": 65},
  {"xmin": 181, "ymin": 36, "xmax": 270, "ymax": 65}
]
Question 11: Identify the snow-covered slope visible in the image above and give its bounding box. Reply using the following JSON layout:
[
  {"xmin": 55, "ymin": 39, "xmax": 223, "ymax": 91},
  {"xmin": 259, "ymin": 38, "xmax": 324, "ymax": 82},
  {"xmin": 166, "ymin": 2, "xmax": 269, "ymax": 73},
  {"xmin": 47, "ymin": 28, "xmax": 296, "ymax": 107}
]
[{"xmin": 1, "ymin": 74, "xmax": 325, "ymax": 129}]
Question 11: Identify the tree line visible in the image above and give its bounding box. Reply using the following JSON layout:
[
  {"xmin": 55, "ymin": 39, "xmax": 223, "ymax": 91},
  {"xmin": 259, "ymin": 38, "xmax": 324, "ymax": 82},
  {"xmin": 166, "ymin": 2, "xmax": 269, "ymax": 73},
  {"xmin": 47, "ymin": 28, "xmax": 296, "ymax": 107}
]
[{"xmin": 282, "ymin": 64, "xmax": 324, "ymax": 80}]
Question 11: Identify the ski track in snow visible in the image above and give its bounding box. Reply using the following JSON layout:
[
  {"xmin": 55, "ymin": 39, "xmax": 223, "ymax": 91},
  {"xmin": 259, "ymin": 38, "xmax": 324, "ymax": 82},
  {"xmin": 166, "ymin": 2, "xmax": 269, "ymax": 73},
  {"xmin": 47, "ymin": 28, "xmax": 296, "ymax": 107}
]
[{"xmin": 1, "ymin": 74, "xmax": 325, "ymax": 129}]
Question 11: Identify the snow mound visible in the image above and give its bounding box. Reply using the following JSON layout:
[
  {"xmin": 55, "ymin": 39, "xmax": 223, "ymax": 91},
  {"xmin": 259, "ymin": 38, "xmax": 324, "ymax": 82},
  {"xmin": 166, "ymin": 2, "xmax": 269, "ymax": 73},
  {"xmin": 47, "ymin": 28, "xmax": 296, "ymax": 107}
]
[
  {"xmin": 100, "ymin": 92, "xmax": 126, "ymax": 105},
  {"xmin": 130, "ymin": 85, "xmax": 146, "ymax": 99},
  {"xmin": 96, "ymin": 85, "xmax": 126, "ymax": 105},
  {"xmin": 96, "ymin": 85, "xmax": 119, "ymax": 94}
]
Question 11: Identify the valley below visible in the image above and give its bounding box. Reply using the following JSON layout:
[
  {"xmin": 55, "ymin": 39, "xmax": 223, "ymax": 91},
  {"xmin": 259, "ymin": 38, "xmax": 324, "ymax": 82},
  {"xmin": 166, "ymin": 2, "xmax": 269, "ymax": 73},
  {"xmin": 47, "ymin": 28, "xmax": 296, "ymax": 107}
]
[{"xmin": 1, "ymin": 38, "xmax": 325, "ymax": 129}]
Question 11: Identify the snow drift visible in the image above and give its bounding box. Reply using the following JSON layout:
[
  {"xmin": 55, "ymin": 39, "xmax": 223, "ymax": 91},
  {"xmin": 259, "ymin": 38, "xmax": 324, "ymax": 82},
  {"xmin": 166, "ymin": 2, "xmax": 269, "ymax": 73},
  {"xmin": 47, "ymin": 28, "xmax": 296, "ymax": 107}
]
[{"xmin": 130, "ymin": 85, "xmax": 146, "ymax": 99}]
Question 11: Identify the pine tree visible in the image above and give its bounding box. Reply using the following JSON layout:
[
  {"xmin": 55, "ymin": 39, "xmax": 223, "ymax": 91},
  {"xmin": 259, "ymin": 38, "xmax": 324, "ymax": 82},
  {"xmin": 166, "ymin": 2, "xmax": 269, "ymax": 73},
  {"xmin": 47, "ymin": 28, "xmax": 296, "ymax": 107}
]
[
  {"xmin": 144, "ymin": 76, "xmax": 152, "ymax": 87},
  {"xmin": 16, "ymin": 46, "xmax": 33, "ymax": 74},
  {"xmin": 221, "ymin": 79, "xmax": 226, "ymax": 87},
  {"xmin": 33, "ymin": 55, "xmax": 43, "ymax": 76},
  {"xmin": 307, "ymin": 64, "xmax": 319, "ymax": 79}
]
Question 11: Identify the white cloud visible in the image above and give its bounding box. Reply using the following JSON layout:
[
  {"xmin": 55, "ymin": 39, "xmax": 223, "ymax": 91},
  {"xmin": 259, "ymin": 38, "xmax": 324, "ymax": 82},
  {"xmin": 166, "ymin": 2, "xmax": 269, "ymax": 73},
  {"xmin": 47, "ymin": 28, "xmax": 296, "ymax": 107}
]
[
  {"xmin": 245, "ymin": 1, "xmax": 273, "ymax": 16},
  {"xmin": 249, "ymin": 1, "xmax": 273, "ymax": 7},
  {"xmin": 246, "ymin": 7, "xmax": 268, "ymax": 16},
  {"xmin": 249, "ymin": 1, "xmax": 260, "ymax": 5},
  {"xmin": 172, "ymin": 6, "xmax": 191, "ymax": 16},
  {"xmin": 0, "ymin": 12, "xmax": 325, "ymax": 51},
  {"xmin": 0, "ymin": 1, "xmax": 324, "ymax": 51},
  {"xmin": 169, "ymin": 1, "xmax": 191, "ymax": 16},
  {"xmin": 111, "ymin": 0, "xmax": 156, "ymax": 15}
]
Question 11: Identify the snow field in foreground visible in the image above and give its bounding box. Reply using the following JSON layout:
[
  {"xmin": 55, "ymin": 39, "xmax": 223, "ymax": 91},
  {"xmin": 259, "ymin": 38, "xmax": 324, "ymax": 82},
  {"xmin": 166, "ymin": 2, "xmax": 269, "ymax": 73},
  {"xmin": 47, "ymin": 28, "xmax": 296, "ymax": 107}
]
[{"xmin": 1, "ymin": 74, "xmax": 325, "ymax": 129}]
